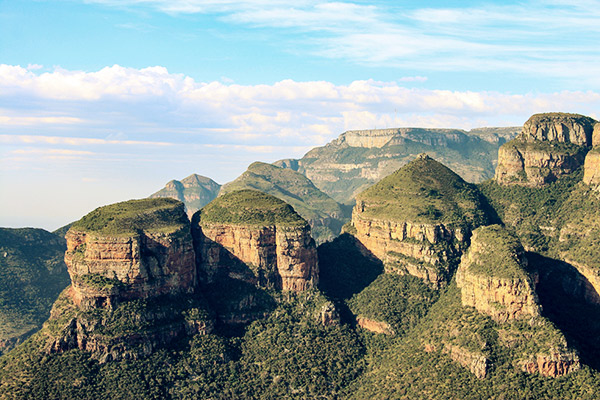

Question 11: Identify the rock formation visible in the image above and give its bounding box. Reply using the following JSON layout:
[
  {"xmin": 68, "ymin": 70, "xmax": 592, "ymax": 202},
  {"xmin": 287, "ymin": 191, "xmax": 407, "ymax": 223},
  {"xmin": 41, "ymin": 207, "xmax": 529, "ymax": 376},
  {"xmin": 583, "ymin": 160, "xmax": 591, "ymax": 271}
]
[
  {"xmin": 150, "ymin": 174, "xmax": 221, "ymax": 217},
  {"xmin": 43, "ymin": 198, "xmax": 212, "ymax": 362},
  {"xmin": 275, "ymin": 126, "xmax": 519, "ymax": 204},
  {"xmin": 456, "ymin": 225, "xmax": 540, "ymax": 322},
  {"xmin": 64, "ymin": 198, "xmax": 197, "ymax": 309},
  {"xmin": 495, "ymin": 113, "xmax": 596, "ymax": 187},
  {"xmin": 455, "ymin": 225, "xmax": 579, "ymax": 377},
  {"xmin": 583, "ymin": 147, "xmax": 600, "ymax": 187},
  {"xmin": 349, "ymin": 154, "xmax": 494, "ymax": 287},
  {"xmin": 219, "ymin": 161, "xmax": 347, "ymax": 244},
  {"xmin": 192, "ymin": 190, "xmax": 318, "ymax": 292}
]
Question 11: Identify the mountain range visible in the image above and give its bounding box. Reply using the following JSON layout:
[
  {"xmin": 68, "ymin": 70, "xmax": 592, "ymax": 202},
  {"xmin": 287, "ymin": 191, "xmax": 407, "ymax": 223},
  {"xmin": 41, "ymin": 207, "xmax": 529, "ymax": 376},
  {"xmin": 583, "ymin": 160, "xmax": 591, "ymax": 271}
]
[{"xmin": 1, "ymin": 113, "xmax": 600, "ymax": 399}]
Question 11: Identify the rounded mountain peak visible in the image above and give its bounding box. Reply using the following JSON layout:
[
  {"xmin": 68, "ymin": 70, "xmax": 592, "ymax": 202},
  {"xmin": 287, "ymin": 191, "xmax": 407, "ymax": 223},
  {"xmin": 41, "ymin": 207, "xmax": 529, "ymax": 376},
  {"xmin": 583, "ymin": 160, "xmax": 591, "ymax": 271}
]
[
  {"xmin": 195, "ymin": 189, "xmax": 307, "ymax": 227},
  {"xmin": 356, "ymin": 154, "xmax": 493, "ymax": 227}
]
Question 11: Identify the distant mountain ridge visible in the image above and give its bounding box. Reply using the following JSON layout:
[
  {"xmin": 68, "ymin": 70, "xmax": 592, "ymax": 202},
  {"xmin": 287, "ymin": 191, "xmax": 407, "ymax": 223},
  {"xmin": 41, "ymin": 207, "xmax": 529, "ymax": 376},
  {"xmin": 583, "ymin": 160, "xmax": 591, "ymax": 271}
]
[
  {"xmin": 275, "ymin": 126, "xmax": 520, "ymax": 204},
  {"xmin": 150, "ymin": 174, "xmax": 221, "ymax": 217}
]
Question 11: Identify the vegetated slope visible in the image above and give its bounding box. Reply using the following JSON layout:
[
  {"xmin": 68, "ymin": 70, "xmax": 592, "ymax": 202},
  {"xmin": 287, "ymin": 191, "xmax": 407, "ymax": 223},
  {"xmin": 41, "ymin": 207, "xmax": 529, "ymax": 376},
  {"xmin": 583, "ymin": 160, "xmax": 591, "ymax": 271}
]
[
  {"xmin": 0, "ymin": 228, "xmax": 70, "ymax": 354},
  {"xmin": 220, "ymin": 162, "xmax": 347, "ymax": 243},
  {"xmin": 150, "ymin": 174, "xmax": 221, "ymax": 217},
  {"xmin": 275, "ymin": 126, "xmax": 519, "ymax": 204}
]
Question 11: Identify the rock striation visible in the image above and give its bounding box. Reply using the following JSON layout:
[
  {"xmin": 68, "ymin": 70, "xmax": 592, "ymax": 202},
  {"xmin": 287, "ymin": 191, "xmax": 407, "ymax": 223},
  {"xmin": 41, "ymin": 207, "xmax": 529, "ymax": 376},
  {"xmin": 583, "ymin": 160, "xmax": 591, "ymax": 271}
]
[
  {"xmin": 43, "ymin": 198, "xmax": 212, "ymax": 362},
  {"xmin": 349, "ymin": 154, "xmax": 494, "ymax": 287},
  {"xmin": 192, "ymin": 190, "xmax": 318, "ymax": 292},
  {"xmin": 456, "ymin": 225, "xmax": 540, "ymax": 322},
  {"xmin": 219, "ymin": 161, "xmax": 347, "ymax": 244},
  {"xmin": 64, "ymin": 198, "xmax": 197, "ymax": 310},
  {"xmin": 495, "ymin": 113, "xmax": 597, "ymax": 187}
]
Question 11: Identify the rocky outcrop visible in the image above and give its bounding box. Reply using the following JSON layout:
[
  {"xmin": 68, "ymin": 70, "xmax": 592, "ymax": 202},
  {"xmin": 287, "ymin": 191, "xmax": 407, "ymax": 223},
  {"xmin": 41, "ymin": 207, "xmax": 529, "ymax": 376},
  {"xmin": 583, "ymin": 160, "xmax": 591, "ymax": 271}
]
[
  {"xmin": 583, "ymin": 147, "xmax": 600, "ymax": 187},
  {"xmin": 352, "ymin": 213, "xmax": 464, "ymax": 287},
  {"xmin": 193, "ymin": 190, "xmax": 318, "ymax": 292},
  {"xmin": 349, "ymin": 155, "xmax": 493, "ymax": 287},
  {"xmin": 317, "ymin": 302, "xmax": 341, "ymax": 327},
  {"xmin": 195, "ymin": 223, "xmax": 318, "ymax": 292},
  {"xmin": 521, "ymin": 351, "xmax": 580, "ymax": 377},
  {"xmin": 43, "ymin": 198, "xmax": 213, "ymax": 362},
  {"xmin": 444, "ymin": 344, "xmax": 490, "ymax": 379},
  {"xmin": 495, "ymin": 113, "xmax": 596, "ymax": 187},
  {"xmin": 456, "ymin": 226, "xmax": 540, "ymax": 322},
  {"xmin": 356, "ymin": 316, "xmax": 394, "ymax": 335},
  {"xmin": 520, "ymin": 113, "xmax": 596, "ymax": 146},
  {"xmin": 64, "ymin": 201, "xmax": 196, "ymax": 310}
]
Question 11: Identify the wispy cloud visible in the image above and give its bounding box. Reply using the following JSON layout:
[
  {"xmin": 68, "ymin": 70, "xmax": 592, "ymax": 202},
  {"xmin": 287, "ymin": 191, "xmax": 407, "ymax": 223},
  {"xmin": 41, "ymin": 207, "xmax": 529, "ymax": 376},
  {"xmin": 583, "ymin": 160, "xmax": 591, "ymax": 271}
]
[{"xmin": 83, "ymin": 0, "xmax": 600, "ymax": 86}]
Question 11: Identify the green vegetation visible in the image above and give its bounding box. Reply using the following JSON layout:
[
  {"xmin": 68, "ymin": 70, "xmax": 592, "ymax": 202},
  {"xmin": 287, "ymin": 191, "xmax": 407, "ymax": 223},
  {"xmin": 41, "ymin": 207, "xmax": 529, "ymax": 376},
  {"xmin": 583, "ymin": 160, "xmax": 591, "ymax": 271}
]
[
  {"xmin": 357, "ymin": 155, "xmax": 496, "ymax": 228},
  {"xmin": 348, "ymin": 274, "xmax": 438, "ymax": 336},
  {"xmin": 277, "ymin": 127, "xmax": 516, "ymax": 204},
  {"xmin": 195, "ymin": 189, "xmax": 307, "ymax": 227},
  {"xmin": 220, "ymin": 162, "xmax": 347, "ymax": 243},
  {"xmin": 465, "ymin": 225, "xmax": 529, "ymax": 279},
  {"xmin": 479, "ymin": 168, "xmax": 583, "ymax": 252},
  {"xmin": 71, "ymin": 198, "xmax": 188, "ymax": 236},
  {"xmin": 0, "ymin": 228, "xmax": 70, "ymax": 353}
]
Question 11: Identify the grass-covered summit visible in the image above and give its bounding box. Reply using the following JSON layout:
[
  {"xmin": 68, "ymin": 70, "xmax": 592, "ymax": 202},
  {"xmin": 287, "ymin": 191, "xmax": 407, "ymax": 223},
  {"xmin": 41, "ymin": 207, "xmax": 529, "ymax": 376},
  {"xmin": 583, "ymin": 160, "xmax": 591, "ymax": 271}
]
[
  {"xmin": 220, "ymin": 161, "xmax": 346, "ymax": 242},
  {"xmin": 70, "ymin": 198, "xmax": 189, "ymax": 236},
  {"xmin": 196, "ymin": 189, "xmax": 307, "ymax": 227},
  {"xmin": 356, "ymin": 154, "xmax": 494, "ymax": 227}
]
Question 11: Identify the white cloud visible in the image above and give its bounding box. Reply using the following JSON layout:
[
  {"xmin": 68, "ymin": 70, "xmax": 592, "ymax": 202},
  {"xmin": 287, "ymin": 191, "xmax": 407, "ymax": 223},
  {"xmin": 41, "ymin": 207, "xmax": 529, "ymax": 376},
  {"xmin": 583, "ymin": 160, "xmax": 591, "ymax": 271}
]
[{"xmin": 82, "ymin": 1, "xmax": 600, "ymax": 86}]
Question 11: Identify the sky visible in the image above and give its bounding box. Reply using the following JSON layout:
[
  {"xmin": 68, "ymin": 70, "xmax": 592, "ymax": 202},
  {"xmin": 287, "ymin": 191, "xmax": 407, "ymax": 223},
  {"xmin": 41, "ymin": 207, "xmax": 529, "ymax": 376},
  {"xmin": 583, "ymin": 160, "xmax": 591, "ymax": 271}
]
[{"xmin": 1, "ymin": 0, "xmax": 600, "ymax": 230}]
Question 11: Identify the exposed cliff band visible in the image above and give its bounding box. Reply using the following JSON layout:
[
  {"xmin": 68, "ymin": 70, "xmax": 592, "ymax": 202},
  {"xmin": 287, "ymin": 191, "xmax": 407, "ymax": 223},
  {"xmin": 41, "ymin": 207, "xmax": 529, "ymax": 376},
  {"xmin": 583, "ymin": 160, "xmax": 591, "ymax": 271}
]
[
  {"xmin": 349, "ymin": 154, "xmax": 494, "ymax": 287},
  {"xmin": 192, "ymin": 189, "xmax": 319, "ymax": 292},
  {"xmin": 495, "ymin": 113, "xmax": 597, "ymax": 187}
]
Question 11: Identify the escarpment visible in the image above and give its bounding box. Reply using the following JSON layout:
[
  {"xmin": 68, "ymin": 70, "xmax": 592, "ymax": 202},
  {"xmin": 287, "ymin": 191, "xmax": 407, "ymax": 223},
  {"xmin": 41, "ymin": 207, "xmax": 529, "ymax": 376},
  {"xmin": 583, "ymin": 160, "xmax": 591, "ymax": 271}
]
[
  {"xmin": 150, "ymin": 174, "xmax": 221, "ymax": 217},
  {"xmin": 192, "ymin": 190, "xmax": 318, "ymax": 292},
  {"xmin": 44, "ymin": 198, "xmax": 213, "ymax": 362},
  {"xmin": 495, "ymin": 113, "xmax": 597, "ymax": 187},
  {"xmin": 349, "ymin": 154, "xmax": 494, "ymax": 287}
]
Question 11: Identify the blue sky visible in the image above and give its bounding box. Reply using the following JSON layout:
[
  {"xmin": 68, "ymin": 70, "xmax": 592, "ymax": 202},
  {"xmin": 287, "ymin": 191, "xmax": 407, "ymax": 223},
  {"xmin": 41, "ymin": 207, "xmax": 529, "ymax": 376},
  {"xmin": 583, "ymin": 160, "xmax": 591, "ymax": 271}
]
[{"xmin": 1, "ymin": 0, "xmax": 600, "ymax": 229}]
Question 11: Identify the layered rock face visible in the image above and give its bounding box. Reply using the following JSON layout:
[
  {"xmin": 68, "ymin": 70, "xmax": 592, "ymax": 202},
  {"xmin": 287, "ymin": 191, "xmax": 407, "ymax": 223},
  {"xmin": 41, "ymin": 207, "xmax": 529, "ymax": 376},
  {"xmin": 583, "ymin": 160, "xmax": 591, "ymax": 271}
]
[
  {"xmin": 455, "ymin": 225, "xmax": 579, "ymax": 377},
  {"xmin": 64, "ymin": 199, "xmax": 196, "ymax": 310},
  {"xmin": 45, "ymin": 198, "xmax": 212, "ymax": 361},
  {"xmin": 219, "ymin": 161, "xmax": 347, "ymax": 244},
  {"xmin": 193, "ymin": 190, "xmax": 318, "ymax": 292},
  {"xmin": 349, "ymin": 154, "xmax": 493, "ymax": 287},
  {"xmin": 495, "ymin": 113, "xmax": 597, "ymax": 187},
  {"xmin": 456, "ymin": 225, "xmax": 540, "ymax": 322},
  {"xmin": 583, "ymin": 147, "xmax": 600, "ymax": 187}
]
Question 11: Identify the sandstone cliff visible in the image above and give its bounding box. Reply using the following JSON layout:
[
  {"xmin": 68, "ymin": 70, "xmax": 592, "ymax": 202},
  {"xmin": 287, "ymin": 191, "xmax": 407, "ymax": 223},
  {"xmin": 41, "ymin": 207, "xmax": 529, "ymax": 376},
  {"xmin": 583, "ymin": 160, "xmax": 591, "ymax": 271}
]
[
  {"xmin": 583, "ymin": 147, "xmax": 600, "ymax": 187},
  {"xmin": 349, "ymin": 154, "xmax": 494, "ymax": 287},
  {"xmin": 43, "ymin": 198, "xmax": 213, "ymax": 362},
  {"xmin": 64, "ymin": 198, "xmax": 196, "ymax": 309},
  {"xmin": 192, "ymin": 190, "xmax": 318, "ymax": 292},
  {"xmin": 495, "ymin": 113, "xmax": 596, "ymax": 187},
  {"xmin": 456, "ymin": 225, "xmax": 540, "ymax": 322}
]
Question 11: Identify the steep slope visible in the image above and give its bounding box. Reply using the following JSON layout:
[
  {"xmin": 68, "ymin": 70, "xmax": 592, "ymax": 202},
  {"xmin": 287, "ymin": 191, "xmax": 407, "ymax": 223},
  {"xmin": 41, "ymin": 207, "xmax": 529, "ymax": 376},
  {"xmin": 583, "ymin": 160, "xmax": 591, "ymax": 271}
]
[
  {"xmin": 150, "ymin": 174, "xmax": 221, "ymax": 217},
  {"xmin": 192, "ymin": 190, "xmax": 318, "ymax": 293},
  {"xmin": 220, "ymin": 161, "xmax": 347, "ymax": 244},
  {"xmin": 0, "ymin": 228, "xmax": 70, "ymax": 354},
  {"xmin": 275, "ymin": 126, "xmax": 519, "ymax": 204},
  {"xmin": 349, "ymin": 154, "xmax": 496, "ymax": 287},
  {"xmin": 41, "ymin": 198, "xmax": 213, "ymax": 362},
  {"xmin": 495, "ymin": 113, "xmax": 596, "ymax": 187}
]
